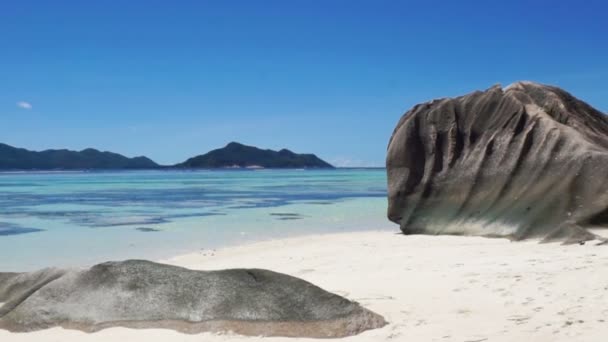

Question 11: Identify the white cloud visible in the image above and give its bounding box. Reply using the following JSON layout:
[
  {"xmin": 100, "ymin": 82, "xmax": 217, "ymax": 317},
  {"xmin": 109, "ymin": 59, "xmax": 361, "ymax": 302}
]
[{"xmin": 17, "ymin": 101, "xmax": 32, "ymax": 110}]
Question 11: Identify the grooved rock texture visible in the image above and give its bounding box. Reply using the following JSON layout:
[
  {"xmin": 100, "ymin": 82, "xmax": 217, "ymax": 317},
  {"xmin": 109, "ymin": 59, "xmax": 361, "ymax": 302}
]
[
  {"xmin": 0, "ymin": 260, "xmax": 385, "ymax": 337},
  {"xmin": 387, "ymin": 81, "xmax": 608, "ymax": 242}
]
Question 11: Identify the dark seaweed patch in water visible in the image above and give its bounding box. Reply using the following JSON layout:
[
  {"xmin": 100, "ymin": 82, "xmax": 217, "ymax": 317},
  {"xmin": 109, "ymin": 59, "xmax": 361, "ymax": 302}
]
[
  {"xmin": 270, "ymin": 213, "xmax": 304, "ymax": 220},
  {"xmin": 0, "ymin": 208, "xmax": 227, "ymax": 230},
  {"xmin": 0, "ymin": 209, "xmax": 227, "ymax": 228},
  {"xmin": 0, "ymin": 222, "xmax": 44, "ymax": 236},
  {"xmin": 165, "ymin": 212, "xmax": 226, "ymax": 219},
  {"xmin": 0, "ymin": 183, "xmax": 44, "ymax": 187},
  {"xmin": 270, "ymin": 213, "xmax": 301, "ymax": 217},
  {"xmin": 0, "ymin": 185, "xmax": 385, "ymax": 212},
  {"xmin": 73, "ymin": 216, "xmax": 169, "ymax": 228},
  {"xmin": 7, "ymin": 210, "xmax": 93, "ymax": 219},
  {"xmin": 135, "ymin": 227, "xmax": 161, "ymax": 232}
]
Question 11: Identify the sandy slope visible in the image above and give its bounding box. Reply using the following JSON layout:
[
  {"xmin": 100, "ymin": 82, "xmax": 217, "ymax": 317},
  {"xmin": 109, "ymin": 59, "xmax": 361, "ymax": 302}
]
[{"xmin": 2, "ymin": 231, "xmax": 608, "ymax": 341}]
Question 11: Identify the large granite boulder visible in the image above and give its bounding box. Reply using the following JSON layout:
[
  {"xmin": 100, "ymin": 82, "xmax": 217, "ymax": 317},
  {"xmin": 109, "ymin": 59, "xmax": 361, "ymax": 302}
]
[
  {"xmin": 0, "ymin": 260, "xmax": 385, "ymax": 337},
  {"xmin": 387, "ymin": 81, "xmax": 608, "ymax": 243}
]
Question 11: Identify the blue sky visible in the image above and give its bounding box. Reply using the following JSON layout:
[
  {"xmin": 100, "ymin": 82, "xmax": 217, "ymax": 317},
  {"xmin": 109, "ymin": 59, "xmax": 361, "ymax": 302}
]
[{"xmin": 1, "ymin": 1, "xmax": 606, "ymax": 166}]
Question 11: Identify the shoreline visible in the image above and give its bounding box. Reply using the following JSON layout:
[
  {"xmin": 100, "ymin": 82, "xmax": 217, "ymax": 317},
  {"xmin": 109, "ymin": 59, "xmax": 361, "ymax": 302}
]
[{"xmin": 3, "ymin": 230, "xmax": 608, "ymax": 341}]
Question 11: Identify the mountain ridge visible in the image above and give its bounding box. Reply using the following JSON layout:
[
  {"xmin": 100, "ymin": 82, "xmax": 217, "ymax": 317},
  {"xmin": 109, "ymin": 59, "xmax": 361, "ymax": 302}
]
[
  {"xmin": 0, "ymin": 142, "xmax": 333, "ymax": 170},
  {"xmin": 0, "ymin": 143, "xmax": 158, "ymax": 170},
  {"xmin": 176, "ymin": 142, "xmax": 334, "ymax": 169}
]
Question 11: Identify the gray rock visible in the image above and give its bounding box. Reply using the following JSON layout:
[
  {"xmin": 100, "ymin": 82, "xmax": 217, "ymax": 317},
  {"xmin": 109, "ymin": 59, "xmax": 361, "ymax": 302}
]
[
  {"xmin": 0, "ymin": 260, "xmax": 385, "ymax": 337},
  {"xmin": 387, "ymin": 81, "xmax": 608, "ymax": 243}
]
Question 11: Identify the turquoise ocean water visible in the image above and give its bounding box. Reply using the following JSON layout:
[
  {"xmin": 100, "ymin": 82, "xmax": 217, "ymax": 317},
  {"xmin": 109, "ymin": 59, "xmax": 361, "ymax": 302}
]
[{"xmin": 0, "ymin": 169, "xmax": 393, "ymax": 271}]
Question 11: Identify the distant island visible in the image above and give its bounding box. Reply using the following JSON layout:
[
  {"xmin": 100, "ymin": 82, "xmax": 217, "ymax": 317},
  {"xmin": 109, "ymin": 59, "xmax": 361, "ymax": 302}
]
[
  {"xmin": 0, "ymin": 143, "xmax": 158, "ymax": 170},
  {"xmin": 176, "ymin": 142, "xmax": 333, "ymax": 169},
  {"xmin": 0, "ymin": 142, "xmax": 333, "ymax": 170}
]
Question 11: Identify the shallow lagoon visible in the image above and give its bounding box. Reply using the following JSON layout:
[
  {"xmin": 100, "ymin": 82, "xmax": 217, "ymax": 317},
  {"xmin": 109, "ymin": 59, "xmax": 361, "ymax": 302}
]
[{"xmin": 0, "ymin": 169, "xmax": 393, "ymax": 271}]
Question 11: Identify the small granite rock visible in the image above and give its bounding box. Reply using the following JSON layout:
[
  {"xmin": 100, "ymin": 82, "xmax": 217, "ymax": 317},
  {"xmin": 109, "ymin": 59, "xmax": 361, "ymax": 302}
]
[{"xmin": 0, "ymin": 260, "xmax": 385, "ymax": 337}]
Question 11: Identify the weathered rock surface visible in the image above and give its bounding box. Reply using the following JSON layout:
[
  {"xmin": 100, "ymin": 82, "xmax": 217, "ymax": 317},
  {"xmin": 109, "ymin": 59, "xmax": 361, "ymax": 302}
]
[
  {"xmin": 0, "ymin": 260, "xmax": 385, "ymax": 337},
  {"xmin": 387, "ymin": 81, "xmax": 608, "ymax": 242}
]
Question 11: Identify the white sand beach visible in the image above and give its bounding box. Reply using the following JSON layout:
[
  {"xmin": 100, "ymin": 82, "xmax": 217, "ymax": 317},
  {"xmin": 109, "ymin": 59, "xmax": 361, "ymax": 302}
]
[{"xmin": 2, "ymin": 230, "xmax": 608, "ymax": 342}]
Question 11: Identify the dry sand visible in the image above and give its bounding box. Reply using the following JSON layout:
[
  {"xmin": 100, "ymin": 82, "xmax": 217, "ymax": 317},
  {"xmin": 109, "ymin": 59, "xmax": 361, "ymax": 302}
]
[{"xmin": 2, "ymin": 231, "xmax": 608, "ymax": 341}]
